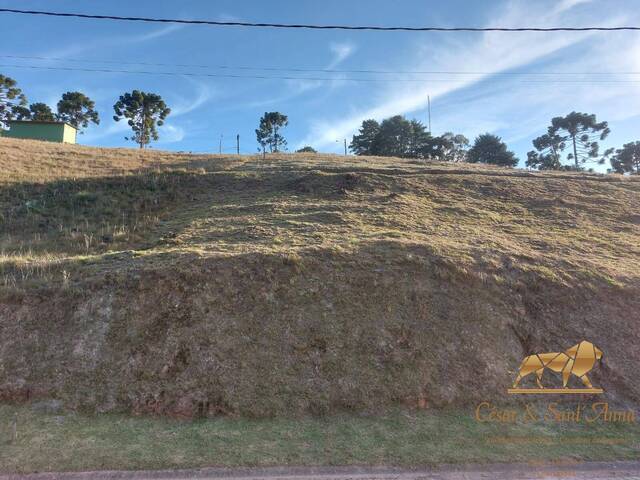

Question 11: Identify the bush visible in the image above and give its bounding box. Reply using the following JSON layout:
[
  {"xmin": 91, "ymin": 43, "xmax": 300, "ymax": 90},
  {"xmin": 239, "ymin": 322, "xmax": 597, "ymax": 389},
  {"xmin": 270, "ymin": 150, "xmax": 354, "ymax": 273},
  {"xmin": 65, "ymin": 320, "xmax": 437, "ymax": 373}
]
[{"xmin": 296, "ymin": 146, "xmax": 317, "ymax": 153}]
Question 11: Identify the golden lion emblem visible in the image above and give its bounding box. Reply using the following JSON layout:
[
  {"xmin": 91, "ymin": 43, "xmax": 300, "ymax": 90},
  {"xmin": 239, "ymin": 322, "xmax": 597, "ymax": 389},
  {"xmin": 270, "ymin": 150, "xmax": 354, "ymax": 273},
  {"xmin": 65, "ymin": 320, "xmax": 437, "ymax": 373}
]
[{"xmin": 512, "ymin": 340, "xmax": 603, "ymax": 390}]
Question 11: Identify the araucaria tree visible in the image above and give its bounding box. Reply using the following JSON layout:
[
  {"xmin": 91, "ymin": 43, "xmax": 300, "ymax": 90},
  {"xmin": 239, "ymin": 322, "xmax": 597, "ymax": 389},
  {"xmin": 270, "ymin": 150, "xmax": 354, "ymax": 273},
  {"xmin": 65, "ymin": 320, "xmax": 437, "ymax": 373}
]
[
  {"xmin": 467, "ymin": 133, "xmax": 519, "ymax": 167},
  {"xmin": 610, "ymin": 141, "xmax": 640, "ymax": 175},
  {"xmin": 526, "ymin": 127, "xmax": 565, "ymax": 170},
  {"xmin": 0, "ymin": 74, "xmax": 28, "ymax": 129},
  {"xmin": 57, "ymin": 91, "xmax": 100, "ymax": 132},
  {"xmin": 256, "ymin": 112, "xmax": 288, "ymax": 153},
  {"xmin": 113, "ymin": 90, "xmax": 170, "ymax": 149},
  {"xmin": 29, "ymin": 103, "xmax": 56, "ymax": 122},
  {"xmin": 528, "ymin": 112, "xmax": 612, "ymax": 170}
]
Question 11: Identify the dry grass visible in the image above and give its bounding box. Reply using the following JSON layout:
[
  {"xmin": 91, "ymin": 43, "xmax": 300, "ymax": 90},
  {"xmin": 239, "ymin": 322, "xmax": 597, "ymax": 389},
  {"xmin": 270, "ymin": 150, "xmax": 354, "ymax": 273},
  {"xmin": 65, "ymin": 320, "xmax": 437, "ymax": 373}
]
[
  {"xmin": 1, "ymin": 137, "xmax": 638, "ymax": 287},
  {"xmin": 1, "ymin": 137, "xmax": 639, "ymax": 418},
  {"xmin": 0, "ymin": 137, "xmax": 243, "ymax": 183}
]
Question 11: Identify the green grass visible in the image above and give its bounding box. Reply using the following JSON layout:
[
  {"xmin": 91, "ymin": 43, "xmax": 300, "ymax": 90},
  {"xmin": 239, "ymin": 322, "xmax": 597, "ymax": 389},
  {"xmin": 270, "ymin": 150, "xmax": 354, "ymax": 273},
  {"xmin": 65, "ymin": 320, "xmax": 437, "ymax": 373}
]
[{"xmin": 1, "ymin": 404, "xmax": 639, "ymax": 473}]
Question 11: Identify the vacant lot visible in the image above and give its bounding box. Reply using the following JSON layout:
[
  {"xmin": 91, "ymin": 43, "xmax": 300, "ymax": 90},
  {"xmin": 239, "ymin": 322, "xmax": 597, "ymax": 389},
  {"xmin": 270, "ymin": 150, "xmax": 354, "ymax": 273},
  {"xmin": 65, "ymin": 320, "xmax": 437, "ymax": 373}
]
[{"xmin": 0, "ymin": 137, "xmax": 639, "ymax": 418}]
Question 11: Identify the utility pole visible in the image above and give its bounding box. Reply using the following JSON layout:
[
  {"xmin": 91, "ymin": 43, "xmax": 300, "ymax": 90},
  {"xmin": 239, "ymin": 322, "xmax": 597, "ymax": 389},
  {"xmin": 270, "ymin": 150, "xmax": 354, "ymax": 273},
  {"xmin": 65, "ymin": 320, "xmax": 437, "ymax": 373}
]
[
  {"xmin": 236, "ymin": 134, "xmax": 240, "ymax": 155},
  {"xmin": 337, "ymin": 138, "xmax": 348, "ymax": 156},
  {"xmin": 219, "ymin": 134, "xmax": 223, "ymax": 154},
  {"xmin": 427, "ymin": 95, "xmax": 432, "ymax": 133}
]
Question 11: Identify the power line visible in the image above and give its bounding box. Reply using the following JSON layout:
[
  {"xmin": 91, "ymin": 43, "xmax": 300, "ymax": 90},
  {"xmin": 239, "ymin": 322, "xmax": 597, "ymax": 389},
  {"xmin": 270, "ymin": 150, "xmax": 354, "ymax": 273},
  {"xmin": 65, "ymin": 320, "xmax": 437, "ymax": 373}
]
[
  {"xmin": 1, "ymin": 8, "xmax": 639, "ymax": 32},
  {"xmin": 0, "ymin": 63, "xmax": 450, "ymax": 83},
  {"xmin": 3, "ymin": 63, "xmax": 640, "ymax": 86},
  {"xmin": 3, "ymin": 63, "xmax": 640, "ymax": 85},
  {"xmin": 2, "ymin": 54, "xmax": 640, "ymax": 76}
]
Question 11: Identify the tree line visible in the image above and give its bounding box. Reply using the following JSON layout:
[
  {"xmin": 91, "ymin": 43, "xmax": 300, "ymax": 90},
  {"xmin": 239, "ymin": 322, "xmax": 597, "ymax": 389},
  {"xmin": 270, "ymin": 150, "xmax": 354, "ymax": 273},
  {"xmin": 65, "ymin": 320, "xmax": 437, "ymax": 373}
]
[
  {"xmin": 245, "ymin": 110, "xmax": 639, "ymax": 175},
  {"xmin": 0, "ymin": 74, "xmax": 100, "ymax": 132},
  {"xmin": 0, "ymin": 74, "xmax": 170, "ymax": 149},
  {"xmin": 0, "ymin": 73, "xmax": 287, "ymax": 152},
  {"xmin": 1, "ymin": 73, "xmax": 638, "ymax": 174},
  {"xmin": 348, "ymin": 112, "xmax": 638, "ymax": 174},
  {"xmin": 349, "ymin": 116, "xmax": 516, "ymax": 166}
]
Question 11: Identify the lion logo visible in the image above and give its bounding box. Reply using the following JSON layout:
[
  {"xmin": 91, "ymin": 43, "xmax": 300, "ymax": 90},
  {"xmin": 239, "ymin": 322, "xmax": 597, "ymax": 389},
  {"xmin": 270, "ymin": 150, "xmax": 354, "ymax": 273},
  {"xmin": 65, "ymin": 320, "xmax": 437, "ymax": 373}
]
[{"xmin": 509, "ymin": 340, "xmax": 604, "ymax": 394}]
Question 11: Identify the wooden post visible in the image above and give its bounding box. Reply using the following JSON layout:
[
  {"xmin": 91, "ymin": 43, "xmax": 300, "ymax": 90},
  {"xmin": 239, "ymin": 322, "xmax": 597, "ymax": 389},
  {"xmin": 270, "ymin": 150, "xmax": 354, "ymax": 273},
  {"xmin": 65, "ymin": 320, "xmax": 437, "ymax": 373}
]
[{"xmin": 236, "ymin": 134, "xmax": 240, "ymax": 155}]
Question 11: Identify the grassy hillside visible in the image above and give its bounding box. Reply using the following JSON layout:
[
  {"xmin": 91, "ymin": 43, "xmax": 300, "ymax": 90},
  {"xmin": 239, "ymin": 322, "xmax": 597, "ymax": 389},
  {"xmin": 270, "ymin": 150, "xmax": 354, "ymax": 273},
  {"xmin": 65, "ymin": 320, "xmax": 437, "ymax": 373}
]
[{"xmin": 1, "ymin": 137, "xmax": 639, "ymax": 417}]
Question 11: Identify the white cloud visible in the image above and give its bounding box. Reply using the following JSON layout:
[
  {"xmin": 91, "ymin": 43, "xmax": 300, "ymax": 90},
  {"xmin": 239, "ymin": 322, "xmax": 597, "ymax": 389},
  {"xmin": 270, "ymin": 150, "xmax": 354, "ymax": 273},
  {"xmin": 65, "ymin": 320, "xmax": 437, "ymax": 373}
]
[
  {"xmin": 327, "ymin": 42, "xmax": 356, "ymax": 69},
  {"xmin": 40, "ymin": 24, "xmax": 183, "ymax": 60},
  {"xmin": 82, "ymin": 120, "xmax": 130, "ymax": 143},
  {"xmin": 84, "ymin": 120, "xmax": 185, "ymax": 144},
  {"xmin": 133, "ymin": 24, "xmax": 183, "ymax": 43},
  {"xmin": 242, "ymin": 81, "xmax": 321, "ymax": 109},
  {"xmin": 158, "ymin": 124, "xmax": 186, "ymax": 143},
  {"xmin": 234, "ymin": 41, "xmax": 357, "ymax": 110},
  {"xmin": 300, "ymin": 0, "xmax": 635, "ymax": 149},
  {"xmin": 554, "ymin": 0, "xmax": 593, "ymax": 14},
  {"xmin": 170, "ymin": 78, "xmax": 216, "ymax": 117},
  {"xmin": 216, "ymin": 13, "xmax": 244, "ymax": 23}
]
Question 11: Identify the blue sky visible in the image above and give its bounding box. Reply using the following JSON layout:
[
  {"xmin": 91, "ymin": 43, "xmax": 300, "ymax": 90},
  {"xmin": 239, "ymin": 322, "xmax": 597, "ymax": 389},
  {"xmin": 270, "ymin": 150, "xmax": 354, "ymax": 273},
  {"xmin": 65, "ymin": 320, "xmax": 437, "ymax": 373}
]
[{"xmin": 1, "ymin": 0, "xmax": 640, "ymax": 167}]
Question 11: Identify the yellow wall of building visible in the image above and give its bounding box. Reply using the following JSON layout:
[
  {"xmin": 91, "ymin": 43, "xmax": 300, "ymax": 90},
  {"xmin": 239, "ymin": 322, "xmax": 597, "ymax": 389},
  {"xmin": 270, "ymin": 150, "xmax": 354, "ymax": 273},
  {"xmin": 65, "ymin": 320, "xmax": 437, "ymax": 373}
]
[{"xmin": 62, "ymin": 124, "xmax": 78, "ymax": 144}]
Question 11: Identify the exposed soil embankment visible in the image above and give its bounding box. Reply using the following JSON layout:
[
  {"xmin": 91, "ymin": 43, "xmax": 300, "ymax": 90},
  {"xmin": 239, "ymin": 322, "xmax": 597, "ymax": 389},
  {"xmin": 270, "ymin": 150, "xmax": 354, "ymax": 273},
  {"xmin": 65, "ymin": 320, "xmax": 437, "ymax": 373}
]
[{"xmin": 1, "ymin": 248, "xmax": 638, "ymax": 417}]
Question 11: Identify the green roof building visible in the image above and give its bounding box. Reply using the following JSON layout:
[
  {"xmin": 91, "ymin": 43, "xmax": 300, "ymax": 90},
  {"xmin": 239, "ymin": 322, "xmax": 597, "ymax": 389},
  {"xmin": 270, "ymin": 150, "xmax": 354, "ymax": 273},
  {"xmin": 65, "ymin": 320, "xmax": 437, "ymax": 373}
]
[{"xmin": 2, "ymin": 120, "xmax": 78, "ymax": 144}]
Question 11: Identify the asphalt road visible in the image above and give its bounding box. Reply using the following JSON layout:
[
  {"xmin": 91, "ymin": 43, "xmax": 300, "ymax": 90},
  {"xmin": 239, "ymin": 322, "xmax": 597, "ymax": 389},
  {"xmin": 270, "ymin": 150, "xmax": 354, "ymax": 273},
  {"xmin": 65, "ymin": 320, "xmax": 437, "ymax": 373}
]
[{"xmin": 2, "ymin": 463, "xmax": 640, "ymax": 480}]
